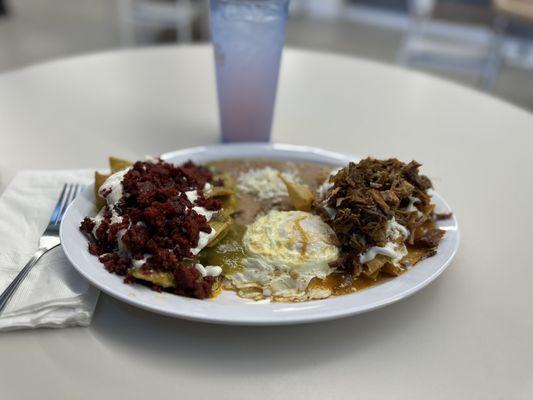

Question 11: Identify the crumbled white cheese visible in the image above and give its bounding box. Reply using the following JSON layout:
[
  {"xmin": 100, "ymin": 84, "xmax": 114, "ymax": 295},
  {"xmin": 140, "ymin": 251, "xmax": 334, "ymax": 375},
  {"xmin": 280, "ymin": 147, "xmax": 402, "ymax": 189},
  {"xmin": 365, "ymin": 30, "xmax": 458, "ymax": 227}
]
[{"xmin": 237, "ymin": 167, "xmax": 303, "ymax": 200}]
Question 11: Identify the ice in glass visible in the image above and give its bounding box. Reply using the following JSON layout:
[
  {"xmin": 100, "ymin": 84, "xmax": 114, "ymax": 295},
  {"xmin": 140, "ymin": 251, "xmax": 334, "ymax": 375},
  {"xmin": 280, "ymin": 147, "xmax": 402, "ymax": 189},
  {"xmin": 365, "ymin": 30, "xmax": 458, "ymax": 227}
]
[{"xmin": 210, "ymin": 0, "xmax": 290, "ymax": 142}]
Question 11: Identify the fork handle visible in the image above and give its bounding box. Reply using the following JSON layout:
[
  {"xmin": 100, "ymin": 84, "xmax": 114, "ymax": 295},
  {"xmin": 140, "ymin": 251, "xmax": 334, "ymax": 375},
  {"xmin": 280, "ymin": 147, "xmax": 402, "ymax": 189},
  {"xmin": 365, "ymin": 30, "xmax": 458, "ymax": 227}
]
[{"xmin": 0, "ymin": 246, "xmax": 57, "ymax": 313}]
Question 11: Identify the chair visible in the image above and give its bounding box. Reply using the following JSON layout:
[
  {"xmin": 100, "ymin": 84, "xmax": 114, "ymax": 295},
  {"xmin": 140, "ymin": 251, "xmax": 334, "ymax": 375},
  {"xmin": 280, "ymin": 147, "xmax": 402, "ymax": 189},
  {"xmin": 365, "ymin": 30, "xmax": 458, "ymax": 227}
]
[
  {"xmin": 117, "ymin": 0, "xmax": 206, "ymax": 46},
  {"xmin": 495, "ymin": 0, "xmax": 533, "ymax": 21},
  {"xmin": 492, "ymin": 0, "xmax": 533, "ymax": 66},
  {"xmin": 397, "ymin": 0, "xmax": 501, "ymax": 91},
  {"xmin": 292, "ymin": 0, "xmax": 346, "ymax": 19}
]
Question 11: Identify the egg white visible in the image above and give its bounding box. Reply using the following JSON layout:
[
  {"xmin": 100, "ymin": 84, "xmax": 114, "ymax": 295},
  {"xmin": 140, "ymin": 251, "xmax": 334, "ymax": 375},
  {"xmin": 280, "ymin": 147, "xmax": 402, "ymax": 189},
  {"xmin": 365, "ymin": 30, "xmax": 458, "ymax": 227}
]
[{"xmin": 227, "ymin": 210, "xmax": 339, "ymax": 301}]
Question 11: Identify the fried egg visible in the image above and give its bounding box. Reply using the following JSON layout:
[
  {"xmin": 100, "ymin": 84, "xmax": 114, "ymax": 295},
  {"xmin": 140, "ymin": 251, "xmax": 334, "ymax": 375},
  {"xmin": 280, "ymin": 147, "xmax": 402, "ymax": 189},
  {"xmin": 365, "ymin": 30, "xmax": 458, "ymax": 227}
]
[{"xmin": 227, "ymin": 210, "xmax": 339, "ymax": 301}]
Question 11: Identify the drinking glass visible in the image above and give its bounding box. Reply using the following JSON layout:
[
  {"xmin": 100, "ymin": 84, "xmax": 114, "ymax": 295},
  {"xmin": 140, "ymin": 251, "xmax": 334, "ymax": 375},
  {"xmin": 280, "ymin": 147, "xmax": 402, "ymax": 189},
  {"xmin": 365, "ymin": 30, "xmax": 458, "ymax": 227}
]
[{"xmin": 210, "ymin": 0, "xmax": 290, "ymax": 142}]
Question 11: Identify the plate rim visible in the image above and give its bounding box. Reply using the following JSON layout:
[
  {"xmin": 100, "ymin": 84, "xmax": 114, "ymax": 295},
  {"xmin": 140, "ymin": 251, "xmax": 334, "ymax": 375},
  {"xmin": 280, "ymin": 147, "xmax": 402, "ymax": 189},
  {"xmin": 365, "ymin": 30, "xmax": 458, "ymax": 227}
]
[{"xmin": 60, "ymin": 143, "xmax": 460, "ymax": 325}]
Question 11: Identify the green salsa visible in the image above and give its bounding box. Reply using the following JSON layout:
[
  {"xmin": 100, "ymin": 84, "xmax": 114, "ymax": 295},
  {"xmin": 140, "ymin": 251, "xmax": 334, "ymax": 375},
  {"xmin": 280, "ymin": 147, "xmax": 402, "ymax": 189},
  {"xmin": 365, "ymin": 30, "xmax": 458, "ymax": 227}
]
[{"xmin": 198, "ymin": 224, "xmax": 247, "ymax": 276}]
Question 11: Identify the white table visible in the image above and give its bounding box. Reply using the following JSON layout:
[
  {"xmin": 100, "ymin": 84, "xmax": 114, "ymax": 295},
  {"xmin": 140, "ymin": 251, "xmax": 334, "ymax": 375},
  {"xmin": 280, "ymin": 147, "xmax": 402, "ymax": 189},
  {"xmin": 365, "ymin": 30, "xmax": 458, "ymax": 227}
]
[{"xmin": 1, "ymin": 46, "xmax": 532, "ymax": 399}]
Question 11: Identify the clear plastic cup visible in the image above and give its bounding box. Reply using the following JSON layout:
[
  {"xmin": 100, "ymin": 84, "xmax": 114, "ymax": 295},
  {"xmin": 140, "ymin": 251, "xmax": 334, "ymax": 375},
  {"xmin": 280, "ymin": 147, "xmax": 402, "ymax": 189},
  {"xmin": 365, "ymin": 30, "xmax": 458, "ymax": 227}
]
[{"xmin": 210, "ymin": 0, "xmax": 290, "ymax": 142}]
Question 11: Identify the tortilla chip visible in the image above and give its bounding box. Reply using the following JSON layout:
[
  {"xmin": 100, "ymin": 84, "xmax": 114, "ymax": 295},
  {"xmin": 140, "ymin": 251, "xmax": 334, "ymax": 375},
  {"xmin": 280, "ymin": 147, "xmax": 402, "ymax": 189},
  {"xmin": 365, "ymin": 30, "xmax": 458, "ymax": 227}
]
[
  {"xmin": 208, "ymin": 186, "xmax": 234, "ymax": 197},
  {"xmin": 381, "ymin": 263, "xmax": 404, "ymax": 276},
  {"xmin": 131, "ymin": 269, "xmax": 175, "ymax": 288},
  {"xmin": 206, "ymin": 214, "xmax": 232, "ymax": 248},
  {"xmin": 364, "ymin": 255, "xmax": 388, "ymax": 276},
  {"xmin": 280, "ymin": 176, "xmax": 314, "ymax": 212},
  {"xmin": 214, "ymin": 173, "xmax": 236, "ymax": 189},
  {"xmin": 401, "ymin": 247, "xmax": 435, "ymax": 266},
  {"xmin": 109, "ymin": 157, "xmax": 133, "ymax": 173}
]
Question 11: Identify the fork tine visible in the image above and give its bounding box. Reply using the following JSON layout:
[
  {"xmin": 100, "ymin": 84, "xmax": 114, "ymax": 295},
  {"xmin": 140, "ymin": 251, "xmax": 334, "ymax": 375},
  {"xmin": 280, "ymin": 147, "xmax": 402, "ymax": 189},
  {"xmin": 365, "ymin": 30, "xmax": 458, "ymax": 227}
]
[
  {"xmin": 57, "ymin": 183, "xmax": 85, "ymax": 224},
  {"xmin": 64, "ymin": 184, "xmax": 77, "ymax": 216},
  {"xmin": 49, "ymin": 184, "xmax": 68, "ymax": 224},
  {"xmin": 54, "ymin": 184, "xmax": 74, "ymax": 225},
  {"xmin": 77, "ymin": 184, "xmax": 86, "ymax": 198},
  {"xmin": 77, "ymin": 184, "xmax": 86, "ymax": 197},
  {"xmin": 74, "ymin": 184, "xmax": 82, "ymax": 204}
]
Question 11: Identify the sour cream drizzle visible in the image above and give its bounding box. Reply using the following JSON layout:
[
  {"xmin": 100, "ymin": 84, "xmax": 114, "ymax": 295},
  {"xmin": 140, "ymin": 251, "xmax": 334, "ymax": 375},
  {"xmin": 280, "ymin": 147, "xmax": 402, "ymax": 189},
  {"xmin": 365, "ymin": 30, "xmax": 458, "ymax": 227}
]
[
  {"xmin": 359, "ymin": 218, "xmax": 409, "ymax": 265},
  {"xmin": 132, "ymin": 254, "xmax": 151, "ymax": 268},
  {"xmin": 99, "ymin": 168, "xmax": 131, "ymax": 206},
  {"xmin": 91, "ymin": 169, "xmax": 216, "ymax": 267},
  {"xmin": 194, "ymin": 263, "xmax": 222, "ymax": 277},
  {"xmin": 359, "ymin": 242, "xmax": 407, "ymax": 264}
]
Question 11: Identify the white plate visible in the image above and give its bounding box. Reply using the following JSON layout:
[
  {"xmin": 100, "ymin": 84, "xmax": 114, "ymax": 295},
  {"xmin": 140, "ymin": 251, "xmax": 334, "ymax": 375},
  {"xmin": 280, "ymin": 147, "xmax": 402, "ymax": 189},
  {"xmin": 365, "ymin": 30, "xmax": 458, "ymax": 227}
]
[{"xmin": 60, "ymin": 143, "xmax": 459, "ymax": 325}]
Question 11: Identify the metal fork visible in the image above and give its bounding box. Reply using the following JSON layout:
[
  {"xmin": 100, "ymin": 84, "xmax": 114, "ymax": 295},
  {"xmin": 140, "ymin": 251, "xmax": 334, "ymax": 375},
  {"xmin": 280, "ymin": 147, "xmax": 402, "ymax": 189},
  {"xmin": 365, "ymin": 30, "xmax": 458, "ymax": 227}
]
[{"xmin": 0, "ymin": 183, "xmax": 85, "ymax": 313}]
